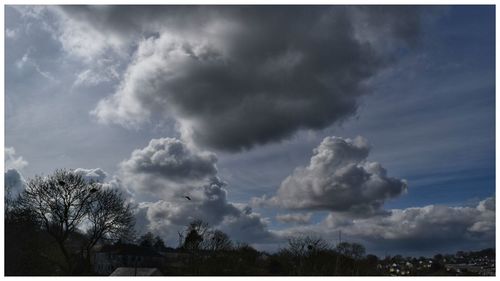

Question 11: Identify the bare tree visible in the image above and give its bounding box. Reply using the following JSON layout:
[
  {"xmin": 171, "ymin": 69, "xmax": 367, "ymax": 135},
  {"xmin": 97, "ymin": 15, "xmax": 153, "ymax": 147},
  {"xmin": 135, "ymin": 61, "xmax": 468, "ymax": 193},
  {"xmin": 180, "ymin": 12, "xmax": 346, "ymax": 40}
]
[
  {"xmin": 18, "ymin": 169, "xmax": 134, "ymax": 274},
  {"xmin": 153, "ymin": 235, "xmax": 167, "ymax": 251},
  {"xmin": 182, "ymin": 219, "xmax": 210, "ymax": 251},
  {"xmin": 285, "ymin": 236, "xmax": 330, "ymax": 258},
  {"xmin": 336, "ymin": 242, "xmax": 366, "ymax": 260},
  {"xmin": 279, "ymin": 235, "xmax": 331, "ymax": 275},
  {"xmin": 188, "ymin": 219, "xmax": 210, "ymax": 237},
  {"xmin": 183, "ymin": 229, "xmax": 204, "ymax": 251},
  {"xmin": 138, "ymin": 231, "xmax": 156, "ymax": 248},
  {"xmin": 205, "ymin": 230, "xmax": 233, "ymax": 252},
  {"xmin": 19, "ymin": 170, "xmax": 95, "ymax": 273},
  {"xmin": 177, "ymin": 231, "xmax": 185, "ymax": 248},
  {"xmin": 5, "ymin": 179, "xmax": 16, "ymax": 221},
  {"xmin": 83, "ymin": 188, "xmax": 134, "ymax": 271}
]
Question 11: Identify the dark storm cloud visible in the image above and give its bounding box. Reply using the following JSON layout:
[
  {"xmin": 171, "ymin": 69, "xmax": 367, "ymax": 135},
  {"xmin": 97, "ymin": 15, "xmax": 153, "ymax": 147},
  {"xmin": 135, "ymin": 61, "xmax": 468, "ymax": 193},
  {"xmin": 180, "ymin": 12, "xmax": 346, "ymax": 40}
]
[
  {"xmin": 56, "ymin": 5, "xmax": 205, "ymax": 39},
  {"xmin": 349, "ymin": 6, "xmax": 422, "ymax": 46},
  {"xmin": 258, "ymin": 136, "xmax": 407, "ymax": 216},
  {"xmin": 66, "ymin": 6, "xmax": 424, "ymax": 151}
]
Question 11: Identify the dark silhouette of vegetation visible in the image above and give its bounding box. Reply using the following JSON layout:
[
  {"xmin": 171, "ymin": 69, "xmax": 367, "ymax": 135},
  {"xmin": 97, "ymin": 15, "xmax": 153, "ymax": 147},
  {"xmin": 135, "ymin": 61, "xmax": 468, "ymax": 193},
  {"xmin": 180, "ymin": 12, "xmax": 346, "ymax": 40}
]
[
  {"xmin": 138, "ymin": 232, "xmax": 156, "ymax": 248},
  {"xmin": 336, "ymin": 242, "xmax": 365, "ymax": 260},
  {"xmin": 5, "ymin": 169, "xmax": 134, "ymax": 275},
  {"xmin": 138, "ymin": 232, "xmax": 168, "ymax": 252},
  {"xmin": 4, "ymin": 169, "xmax": 496, "ymax": 276},
  {"xmin": 5, "ymin": 201, "xmax": 58, "ymax": 275},
  {"xmin": 153, "ymin": 235, "xmax": 167, "ymax": 251}
]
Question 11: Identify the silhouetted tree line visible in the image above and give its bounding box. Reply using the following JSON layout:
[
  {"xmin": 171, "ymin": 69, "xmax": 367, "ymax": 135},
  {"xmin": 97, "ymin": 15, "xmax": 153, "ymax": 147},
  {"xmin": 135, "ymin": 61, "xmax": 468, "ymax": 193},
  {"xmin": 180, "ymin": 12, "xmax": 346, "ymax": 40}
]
[
  {"xmin": 5, "ymin": 169, "xmax": 493, "ymax": 276},
  {"xmin": 157, "ymin": 222, "xmax": 380, "ymax": 276},
  {"xmin": 4, "ymin": 169, "xmax": 380, "ymax": 276}
]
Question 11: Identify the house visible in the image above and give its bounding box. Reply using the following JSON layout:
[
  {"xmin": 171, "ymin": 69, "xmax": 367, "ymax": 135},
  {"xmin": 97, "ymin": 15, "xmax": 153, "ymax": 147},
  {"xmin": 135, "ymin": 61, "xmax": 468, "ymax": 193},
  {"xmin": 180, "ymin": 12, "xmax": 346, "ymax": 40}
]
[
  {"xmin": 93, "ymin": 243, "xmax": 165, "ymax": 275},
  {"xmin": 110, "ymin": 267, "xmax": 162, "ymax": 276}
]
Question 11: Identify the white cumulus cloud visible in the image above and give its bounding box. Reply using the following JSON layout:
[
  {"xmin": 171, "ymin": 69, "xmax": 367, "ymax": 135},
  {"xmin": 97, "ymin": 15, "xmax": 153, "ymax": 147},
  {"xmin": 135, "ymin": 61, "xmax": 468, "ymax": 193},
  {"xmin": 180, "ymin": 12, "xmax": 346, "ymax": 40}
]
[
  {"xmin": 260, "ymin": 136, "xmax": 407, "ymax": 216},
  {"xmin": 118, "ymin": 137, "xmax": 276, "ymax": 246},
  {"xmin": 5, "ymin": 147, "xmax": 28, "ymax": 171}
]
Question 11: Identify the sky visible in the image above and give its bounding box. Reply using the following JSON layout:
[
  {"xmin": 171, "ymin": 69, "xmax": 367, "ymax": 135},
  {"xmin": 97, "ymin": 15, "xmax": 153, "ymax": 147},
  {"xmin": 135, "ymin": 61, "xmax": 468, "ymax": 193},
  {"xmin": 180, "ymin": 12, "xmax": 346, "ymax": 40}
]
[{"xmin": 4, "ymin": 5, "xmax": 495, "ymax": 257}]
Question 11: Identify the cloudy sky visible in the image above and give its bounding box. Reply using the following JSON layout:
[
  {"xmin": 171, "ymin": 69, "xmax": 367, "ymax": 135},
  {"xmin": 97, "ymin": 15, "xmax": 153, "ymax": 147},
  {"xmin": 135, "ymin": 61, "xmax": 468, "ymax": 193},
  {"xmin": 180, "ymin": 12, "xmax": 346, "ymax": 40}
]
[{"xmin": 5, "ymin": 5, "xmax": 495, "ymax": 256}]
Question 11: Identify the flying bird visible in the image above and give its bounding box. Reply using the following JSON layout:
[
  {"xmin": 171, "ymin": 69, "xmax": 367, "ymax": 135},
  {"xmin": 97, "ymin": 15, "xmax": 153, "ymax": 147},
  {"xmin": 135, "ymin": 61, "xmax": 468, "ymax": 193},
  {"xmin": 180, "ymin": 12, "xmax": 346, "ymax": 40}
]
[{"xmin": 184, "ymin": 196, "xmax": 192, "ymax": 201}]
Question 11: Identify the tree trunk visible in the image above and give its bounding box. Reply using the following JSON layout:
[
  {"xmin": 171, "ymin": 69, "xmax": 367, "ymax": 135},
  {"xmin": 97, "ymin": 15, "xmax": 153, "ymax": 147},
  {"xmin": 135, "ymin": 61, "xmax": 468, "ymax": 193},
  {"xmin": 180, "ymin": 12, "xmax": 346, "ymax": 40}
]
[
  {"xmin": 56, "ymin": 240, "xmax": 73, "ymax": 275},
  {"xmin": 83, "ymin": 248, "xmax": 93, "ymax": 275}
]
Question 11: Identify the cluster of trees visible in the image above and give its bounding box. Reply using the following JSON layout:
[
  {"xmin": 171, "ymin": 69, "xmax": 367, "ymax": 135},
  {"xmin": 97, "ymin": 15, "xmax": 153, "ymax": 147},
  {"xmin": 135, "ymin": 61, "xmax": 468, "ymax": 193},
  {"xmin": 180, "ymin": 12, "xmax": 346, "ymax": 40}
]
[
  {"xmin": 5, "ymin": 169, "xmax": 134, "ymax": 275},
  {"xmin": 179, "ymin": 220, "xmax": 233, "ymax": 252},
  {"xmin": 274, "ymin": 237, "xmax": 374, "ymax": 275},
  {"xmin": 151, "ymin": 219, "xmax": 377, "ymax": 275},
  {"xmin": 137, "ymin": 231, "xmax": 168, "ymax": 251}
]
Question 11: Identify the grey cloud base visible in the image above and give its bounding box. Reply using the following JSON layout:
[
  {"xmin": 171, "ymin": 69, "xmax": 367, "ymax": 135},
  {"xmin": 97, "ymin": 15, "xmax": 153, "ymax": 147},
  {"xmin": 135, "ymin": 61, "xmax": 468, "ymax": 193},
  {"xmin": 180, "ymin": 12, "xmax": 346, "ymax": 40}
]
[
  {"xmin": 338, "ymin": 197, "xmax": 495, "ymax": 253},
  {"xmin": 276, "ymin": 197, "xmax": 495, "ymax": 255}
]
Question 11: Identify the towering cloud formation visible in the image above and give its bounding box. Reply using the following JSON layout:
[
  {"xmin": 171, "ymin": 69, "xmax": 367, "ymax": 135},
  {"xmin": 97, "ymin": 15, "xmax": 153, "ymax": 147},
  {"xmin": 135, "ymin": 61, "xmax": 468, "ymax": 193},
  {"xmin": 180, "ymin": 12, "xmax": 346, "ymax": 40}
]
[
  {"xmin": 263, "ymin": 136, "xmax": 407, "ymax": 216},
  {"xmin": 39, "ymin": 6, "xmax": 421, "ymax": 151},
  {"xmin": 120, "ymin": 137, "xmax": 219, "ymax": 196},
  {"xmin": 119, "ymin": 137, "xmax": 275, "ymax": 244},
  {"xmin": 141, "ymin": 181, "xmax": 239, "ymax": 229}
]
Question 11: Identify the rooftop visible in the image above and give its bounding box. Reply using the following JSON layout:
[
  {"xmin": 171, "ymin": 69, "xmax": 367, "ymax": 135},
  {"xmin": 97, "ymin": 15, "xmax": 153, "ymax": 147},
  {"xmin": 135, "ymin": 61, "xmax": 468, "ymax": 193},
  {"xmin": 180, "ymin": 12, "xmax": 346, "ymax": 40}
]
[{"xmin": 110, "ymin": 267, "xmax": 162, "ymax": 276}]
